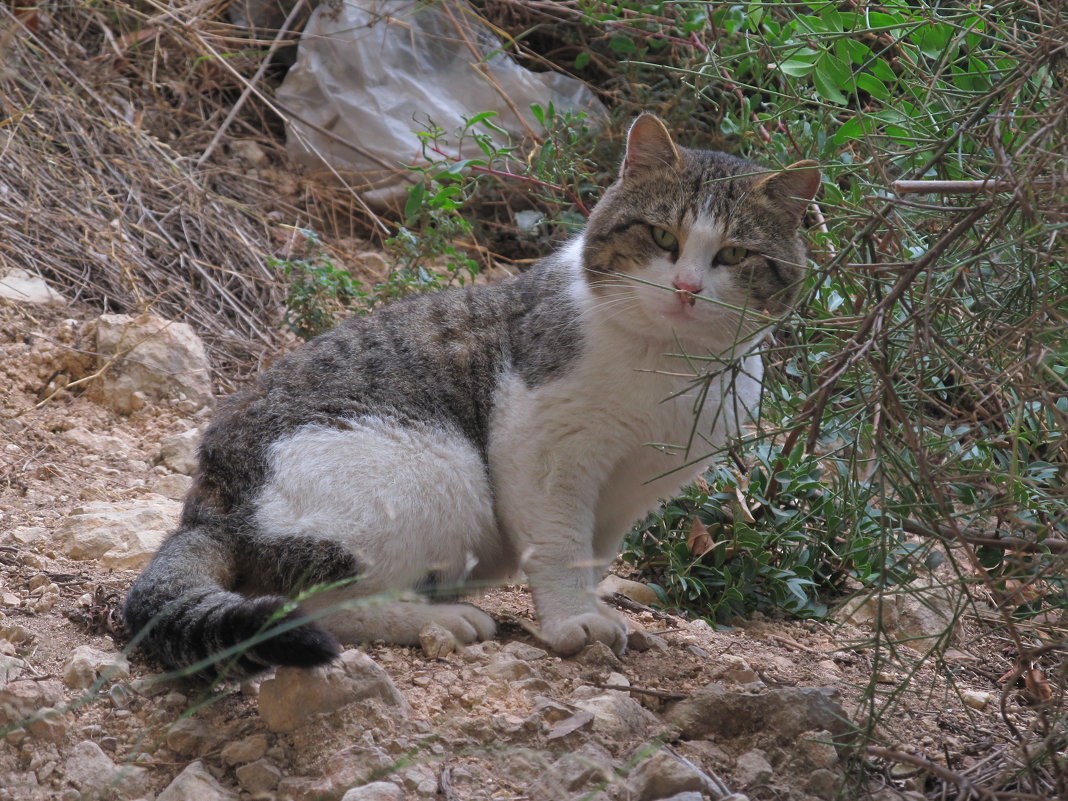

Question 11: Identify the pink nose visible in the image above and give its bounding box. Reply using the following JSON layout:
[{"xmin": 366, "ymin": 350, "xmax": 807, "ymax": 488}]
[{"xmin": 672, "ymin": 277, "xmax": 701, "ymax": 294}]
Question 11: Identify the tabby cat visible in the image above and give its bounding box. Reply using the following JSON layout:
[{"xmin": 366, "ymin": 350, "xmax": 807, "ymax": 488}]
[{"xmin": 123, "ymin": 114, "xmax": 819, "ymax": 674}]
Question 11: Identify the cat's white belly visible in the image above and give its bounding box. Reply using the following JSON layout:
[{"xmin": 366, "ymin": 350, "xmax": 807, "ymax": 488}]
[{"xmin": 253, "ymin": 417, "xmax": 498, "ymax": 593}]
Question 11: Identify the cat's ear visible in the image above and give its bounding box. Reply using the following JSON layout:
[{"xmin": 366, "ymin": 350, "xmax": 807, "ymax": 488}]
[
  {"xmin": 755, "ymin": 160, "xmax": 821, "ymax": 222},
  {"xmin": 621, "ymin": 114, "xmax": 681, "ymax": 177}
]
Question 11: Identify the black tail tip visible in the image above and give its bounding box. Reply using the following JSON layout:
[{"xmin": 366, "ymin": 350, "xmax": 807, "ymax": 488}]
[{"xmin": 248, "ymin": 602, "xmax": 341, "ymax": 669}]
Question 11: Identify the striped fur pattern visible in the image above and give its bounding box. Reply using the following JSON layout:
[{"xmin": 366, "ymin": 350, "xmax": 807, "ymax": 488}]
[{"xmin": 123, "ymin": 114, "xmax": 819, "ymax": 675}]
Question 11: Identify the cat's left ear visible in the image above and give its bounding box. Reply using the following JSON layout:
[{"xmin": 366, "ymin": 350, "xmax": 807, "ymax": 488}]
[
  {"xmin": 755, "ymin": 160, "xmax": 822, "ymax": 223},
  {"xmin": 621, "ymin": 114, "xmax": 682, "ymax": 177}
]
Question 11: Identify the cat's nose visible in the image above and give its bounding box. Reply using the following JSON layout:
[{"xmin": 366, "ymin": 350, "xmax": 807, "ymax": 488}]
[{"xmin": 672, "ymin": 277, "xmax": 701, "ymax": 293}]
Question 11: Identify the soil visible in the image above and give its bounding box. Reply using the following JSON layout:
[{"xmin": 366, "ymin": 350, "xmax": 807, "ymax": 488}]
[{"xmin": 0, "ymin": 299, "xmax": 1046, "ymax": 801}]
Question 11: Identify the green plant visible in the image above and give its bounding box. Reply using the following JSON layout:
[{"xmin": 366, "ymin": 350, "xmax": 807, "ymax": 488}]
[{"xmin": 270, "ymin": 232, "xmax": 369, "ymax": 339}]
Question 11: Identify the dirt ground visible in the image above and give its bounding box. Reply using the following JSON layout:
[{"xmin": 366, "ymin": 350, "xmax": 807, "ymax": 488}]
[{"xmin": 0, "ymin": 298, "xmax": 1049, "ymax": 801}]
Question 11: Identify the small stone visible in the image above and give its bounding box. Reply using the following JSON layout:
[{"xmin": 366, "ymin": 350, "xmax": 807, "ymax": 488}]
[
  {"xmin": 0, "ymin": 653, "xmax": 26, "ymax": 684},
  {"xmin": 605, "ymin": 671, "xmax": 630, "ymax": 687},
  {"xmin": 236, "ymin": 758, "xmax": 282, "ymax": 793},
  {"xmin": 152, "ymin": 472, "xmax": 193, "ymax": 500},
  {"xmin": 259, "ymin": 649, "xmax": 407, "ymax": 732},
  {"xmin": 156, "ymin": 760, "xmax": 238, "ymax": 801},
  {"xmin": 165, "ymin": 716, "xmax": 217, "ymax": 756},
  {"xmin": 481, "ymin": 656, "xmax": 533, "ymax": 681},
  {"xmin": 158, "ymin": 428, "xmax": 202, "ymax": 475},
  {"xmin": 597, "ymin": 574, "xmax": 660, "ymax": 606},
  {"xmin": 64, "ymin": 740, "xmax": 148, "ymax": 797},
  {"xmin": 627, "ymin": 749, "xmax": 720, "ymax": 801},
  {"xmin": 62, "ymin": 645, "xmax": 131, "ymax": 689},
  {"xmin": 962, "ymin": 690, "xmax": 991, "ymax": 710},
  {"xmin": 419, "ymin": 622, "xmax": 456, "ymax": 660},
  {"xmin": 57, "ymin": 499, "xmax": 180, "ymax": 569},
  {"xmin": 628, "ymin": 629, "xmax": 669, "ymax": 652},
  {"xmin": 734, "ymin": 749, "xmax": 773, "ymax": 787},
  {"xmin": 574, "ymin": 691, "xmax": 661, "ymax": 740},
  {"xmin": 531, "ymin": 742, "xmax": 614, "ymax": 798},
  {"xmin": 26, "ymin": 707, "xmax": 67, "ymax": 743},
  {"xmin": 805, "ymin": 767, "xmax": 843, "ymax": 800},
  {"xmin": 667, "ymin": 684, "xmax": 851, "ymax": 741},
  {"xmin": 0, "ymin": 622, "xmax": 34, "ymax": 644},
  {"xmin": 231, "ymin": 140, "xmax": 268, "ymax": 166},
  {"xmin": 0, "ymin": 268, "xmax": 66, "ymax": 305},
  {"xmin": 577, "ymin": 640, "xmax": 623, "ymax": 670},
  {"xmin": 340, "ymin": 782, "xmax": 405, "ymax": 801},
  {"xmin": 501, "ymin": 641, "xmax": 549, "ymax": 661},
  {"xmin": 221, "ymin": 733, "xmax": 269, "ymax": 765},
  {"xmin": 0, "ymin": 679, "xmax": 64, "ymax": 725}
]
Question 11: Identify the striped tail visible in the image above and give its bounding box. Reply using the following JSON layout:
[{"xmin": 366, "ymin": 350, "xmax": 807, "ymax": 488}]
[{"xmin": 123, "ymin": 526, "xmax": 340, "ymax": 677}]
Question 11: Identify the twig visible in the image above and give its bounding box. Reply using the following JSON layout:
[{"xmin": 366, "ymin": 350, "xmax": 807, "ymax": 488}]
[
  {"xmin": 892, "ymin": 178, "xmax": 1056, "ymax": 195},
  {"xmin": 592, "ymin": 682, "xmax": 687, "ymax": 701},
  {"xmin": 865, "ymin": 746, "xmax": 995, "ymax": 800}
]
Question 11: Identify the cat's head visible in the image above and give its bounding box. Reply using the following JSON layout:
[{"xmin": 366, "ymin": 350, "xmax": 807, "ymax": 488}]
[{"xmin": 582, "ymin": 114, "xmax": 819, "ymax": 351}]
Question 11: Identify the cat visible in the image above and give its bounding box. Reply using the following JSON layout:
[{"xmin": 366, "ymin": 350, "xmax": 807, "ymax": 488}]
[{"xmin": 123, "ymin": 114, "xmax": 819, "ymax": 675}]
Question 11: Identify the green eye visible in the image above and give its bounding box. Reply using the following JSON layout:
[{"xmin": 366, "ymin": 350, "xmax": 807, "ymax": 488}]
[
  {"xmin": 714, "ymin": 246, "xmax": 749, "ymax": 265},
  {"xmin": 650, "ymin": 226, "xmax": 678, "ymax": 251}
]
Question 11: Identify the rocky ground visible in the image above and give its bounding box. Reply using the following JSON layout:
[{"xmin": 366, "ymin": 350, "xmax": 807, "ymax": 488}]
[{"xmin": 0, "ymin": 281, "xmax": 1043, "ymax": 801}]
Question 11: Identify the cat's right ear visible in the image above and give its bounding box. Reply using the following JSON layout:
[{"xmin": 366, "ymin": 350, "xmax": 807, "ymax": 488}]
[{"xmin": 621, "ymin": 114, "xmax": 681, "ymax": 178}]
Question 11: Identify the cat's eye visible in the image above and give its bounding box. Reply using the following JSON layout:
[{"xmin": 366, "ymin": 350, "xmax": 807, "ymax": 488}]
[
  {"xmin": 714, "ymin": 246, "xmax": 749, "ymax": 265},
  {"xmin": 650, "ymin": 226, "xmax": 678, "ymax": 251}
]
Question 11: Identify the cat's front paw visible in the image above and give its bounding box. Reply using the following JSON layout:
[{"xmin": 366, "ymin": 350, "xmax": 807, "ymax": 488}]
[{"xmin": 540, "ymin": 609, "xmax": 627, "ymax": 657}]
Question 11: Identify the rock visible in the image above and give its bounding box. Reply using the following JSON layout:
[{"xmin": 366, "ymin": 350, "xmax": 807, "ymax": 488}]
[
  {"xmin": 573, "ymin": 690, "xmax": 661, "ymax": 740},
  {"xmin": 63, "ymin": 740, "xmax": 148, "ymax": 798},
  {"xmin": 658, "ymin": 794, "xmax": 706, "ymax": 801},
  {"xmin": 57, "ymin": 497, "xmax": 180, "ymax": 569},
  {"xmin": 152, "ymin": 472, "xmax": 193, "ymax": 500},
  {"xmin": 962, "ymin": 690, "xmax": 991, "ymax": 710},
  {"xmin": 0, "ymin": 680, "xmax": 65, "ymax": 726},
  {"xmin": 0, "ymin": 268, "xmax": 66, "ymax": 306},
  {"xmin": 340, "ymin": 782, "xmax": 405, "ymax": 801},
  {"xmin": 805, "ymin": 767, "xmax": 843, "ymax": 800},
  {"xmin": 26, "ymin": 706, "xmax": 67, "ymax": 743},
  {"xmin": 165, "ymin": 716, "xmax": 217, "ymax": 756},
  {"xmin": 0, "ymin": 653, "xmax": 26, "ymax": 685},
  {"xmin": 61, "ymin": 428, "xmax": 127, "ymax": 454},
  {"xmin": 481, "ymin": 656, "xmax": 533, "ymax": 681},
  {"xmin": 530, "ymin": 742, "xmax": 615, "ymax": 799},
  {"xmin": 0, "ymin": 622, "xmax": 35, "ymax": 644},
  {"xmin": 598, "ymin": 574, "xmax": 660, "ymax": 606},
  {"xmin": 419, "ymin": 622, "xmax": 456, "ymax": 659},
  {"xmin": 88, "ymin": 313, "xmax": 214, "ymax": 413},
  {"xmin": 156, "ymin": 760, "xmax": 238, "ymax": 801},
  {"xmin": 258, "ymin": 649, "xmax": 407, "ymax": 732},
  {"xmin": 792, "ymin": 730, "xmax": 840, "ymax": 771},
  {"xmin": 627, "ymin": 749, "xmax": 721, "ymax": 801},
  {"xmin": 667, "ymin": 684, "xmax": 851, "ymax": 742},
  {"xmin": 158, "ymin": 427, "xmax": 202, "ymax": 475},
  {"xmin": 734, "ymin": 749, "xmax": 773, "ymax": 787},
  {"xmin": 835, "ymin": 579, "xmax": 958, "ymax": 647},
  {"xmin": 62, "ymin": 645, "xmax": 131, "ymax": 689},
  {"xmin": 221, "ymin": 733, "xmax": 269, "ymax": 765},
  {"xmin": 236, "ymin": 758, "xmax": 282, "ymax": 793},
  {"xmin": 628, "ymin": 629, "xmax": 669, "ymax": 652},
  {"xmin": 577, "ymin": 640, "xmax": 623, "ymax": 671},
  {"xmin": 501, "ymin": 641, "xmax": 549, "ymax": 661}
]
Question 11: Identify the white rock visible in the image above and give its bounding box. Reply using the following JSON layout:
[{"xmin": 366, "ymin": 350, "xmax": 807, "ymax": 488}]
[
  {"xmin": 152, "ymin": 472, "xmax": 193, "ymax": 500},
  {"xmin": 573, "ymin": 690, "xmax": 661, "ymax": 740},
  {"xmin": 734, "ymin": 749, "xmax": 774, "ymax": 787},
  {"xmin": 627, "ymin": 750, "xmax": 721, "ymax": 801},
  {"xmin": 158, "ymin": 427, "xmax": 203, "ymax": 475},
  {"xmin": 835, "ymin": 579, "xmax": 958, "ymax": 647},
  {"xmin": 156, "ymin": 760, "xmax": 238, "ymax": 801},
  {"xmin": 258, "ymin": 649, "xmax": 408, "ymax": 732},
  {"xmin": 340, "ymin": 782, "xmax": 405, "ymax": 801},
  {"xmin": 962, "ymin": 690, "xmax": 991, "ymax": 710},
  {"xmin": 62, "ymin": 645, "xmax": 131, "ymax": 689},
  {"xmin": 598, "ymin": 574, "xmax": 660, "ymax": 607},
  {"xmin": 164, "ymin": 716, "xmax": 217, "ymax": 756},
  {"xmin": 419, "ymin": 622, "xmax": 456, "ymax": 660},
  {"xmin": 89, "ymin": 313, "xmax": 214, "ymax": 413},
  {"xmin": 61, "ymin": 427, "xmax": 127, "ymax": 454},
  {"xmin": 56, "ymin": 497, "xmax": 179, "ymax": 569},
  {"xmin": 64, "ymin": 740, "xmax": 147, "ymax": 798},
  {"xmin": 0, "ymin": 268, "xmax": 66, "ymax": 306}
]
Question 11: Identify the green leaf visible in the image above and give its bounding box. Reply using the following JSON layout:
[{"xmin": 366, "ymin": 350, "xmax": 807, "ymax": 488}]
[
  {"xmin": 403, "ymin": 181, "xmax": 425, "ymax": 223},
  {"xmin": 609, "ymin": 35, "xmax": 637, "ymax": 55},
  {"xmin": 856, "ymin": 73, "xmax": 890, "ymax": 100},
  {"xmin": 573, "ymin": 50, "xmax": 590, "ymax": 70},
  {"xmin": 777, "ymin": 58, "xmax": 816, "ymax": 78}
]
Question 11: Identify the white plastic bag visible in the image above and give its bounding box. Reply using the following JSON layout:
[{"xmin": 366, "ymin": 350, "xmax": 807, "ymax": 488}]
[{"xmin": 276, "ymin": 0, "xmax": 606, "ymax": 206}]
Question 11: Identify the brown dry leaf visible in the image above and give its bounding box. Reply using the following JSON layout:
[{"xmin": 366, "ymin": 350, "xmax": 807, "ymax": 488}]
[
  {"xmin": 687, "ymin": 516, "xmax": 716, "ymax": 558},
  {"xmin": 734, "ymin": 487, "xmax": 756, "ymax": 523},
  {"xmin": 1024, "ymin": 666, "xmax": 1053, "ymax": 701},
  {"xmin": 694, "ymin": 475, "xmax": 710, "ymax": 494}
]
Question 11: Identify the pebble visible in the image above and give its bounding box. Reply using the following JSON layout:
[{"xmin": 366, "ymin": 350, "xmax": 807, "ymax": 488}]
[
  {"xmin": 734, "ymin": 749, "xmax": 774, "ymax": 787},
  {"xmin": 236, "ymin": 758, "xmax": 282, "ymax": 793},
  {"xmin": 156, "ymin": 760, "xmax": 238, "ymax": 801},
  {"xmin": 418, "ymin": 622, "xmax": 456, "ymax": 660},
  {"xmin": 340, "ymin": 782, "xmax": 405, "ymax": 801},
  {"xmin": 165, "ymin": 716, "xmax": 217, "ymax": 756},
  {"xmin": 221, "ymin": 733, "xmax": 269, "ymax": 765},
  {"xmin": 962, "ymin": 690, "xmax": 991, "ymax": 710},
  {"xmin": 627, "ymin": 748, "xmax": 721, "ymax": 800},
  {"xmin": 61, "ymin": 645, "xmax": 130, "ymax": 689}
]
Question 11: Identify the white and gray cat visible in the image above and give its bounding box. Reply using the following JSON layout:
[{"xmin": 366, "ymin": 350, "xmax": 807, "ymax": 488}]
[{"xmin": 123, "ymin": 114, "xmax": 819, "ymax": 674}]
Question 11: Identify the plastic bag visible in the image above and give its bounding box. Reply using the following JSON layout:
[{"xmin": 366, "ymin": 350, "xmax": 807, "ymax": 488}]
[{"xmin": 276, "ymin": 0, "xmax": 606, "ymax": 207}]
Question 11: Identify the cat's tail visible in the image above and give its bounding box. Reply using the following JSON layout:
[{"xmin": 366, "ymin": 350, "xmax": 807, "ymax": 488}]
[{"xmin": 122, "ymin": 524, "xmax": 340, "ymax": 677}]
